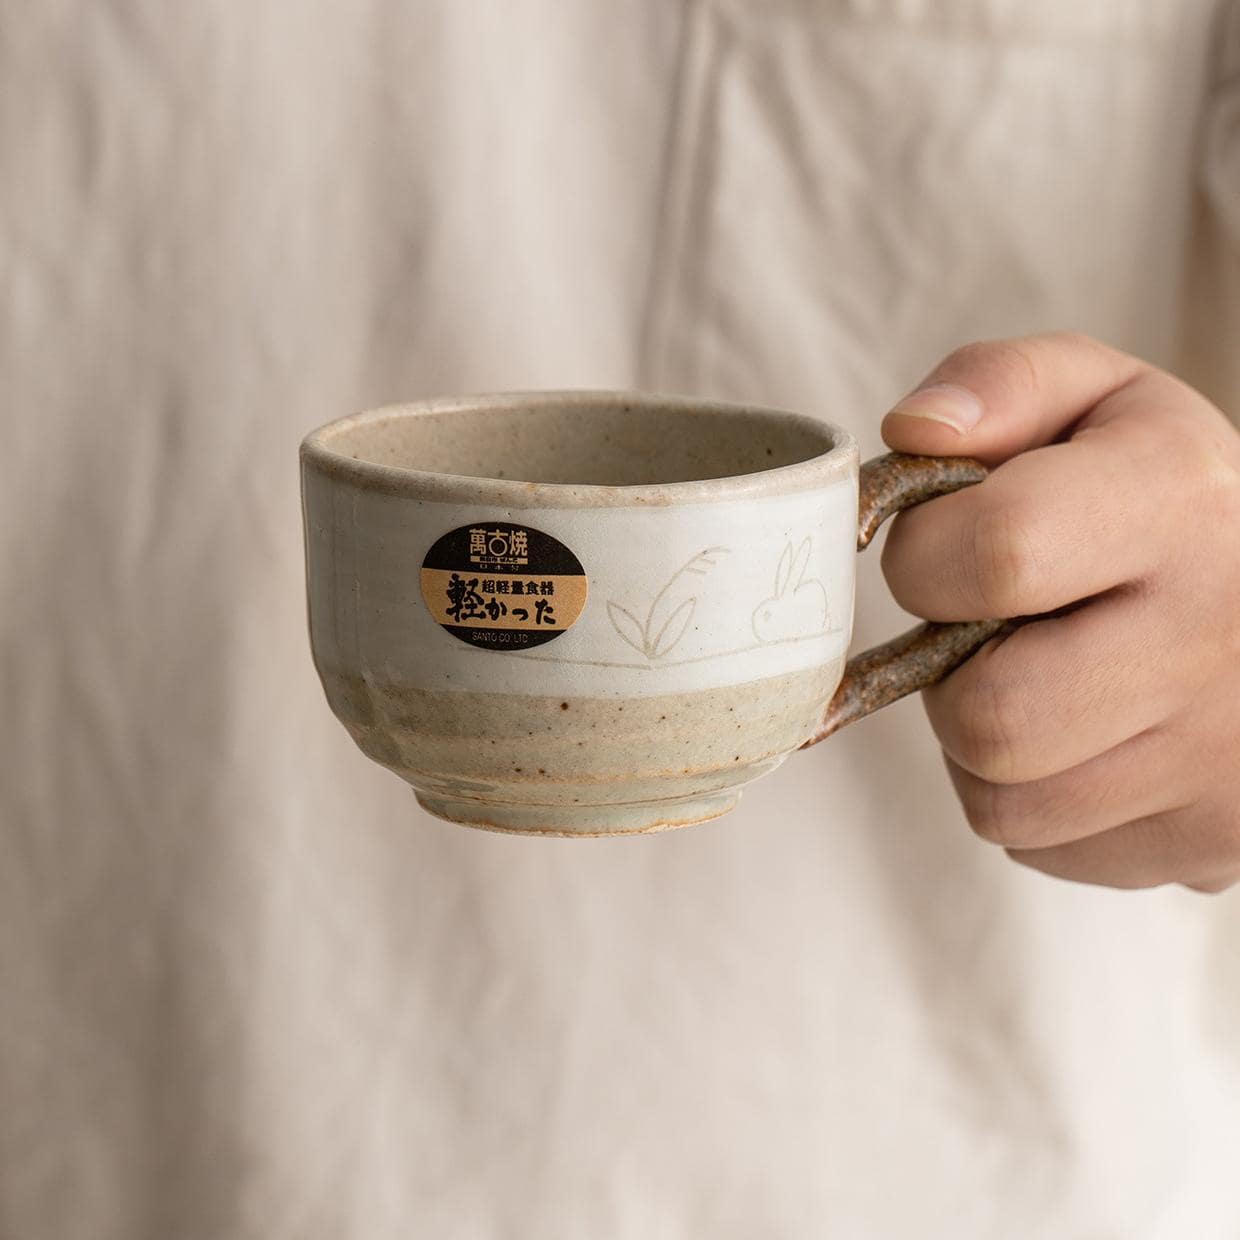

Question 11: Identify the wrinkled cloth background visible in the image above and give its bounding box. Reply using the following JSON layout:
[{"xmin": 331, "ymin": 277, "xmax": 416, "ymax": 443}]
[{"xmin": 4, "ymin": 2, "xmax": 1240, "ymax": 1237}]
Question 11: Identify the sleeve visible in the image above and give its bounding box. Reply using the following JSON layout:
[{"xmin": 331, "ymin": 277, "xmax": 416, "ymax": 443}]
[{"xmin": 1179, "ymin": 0, "xmax": 1240, "ymax": 419}]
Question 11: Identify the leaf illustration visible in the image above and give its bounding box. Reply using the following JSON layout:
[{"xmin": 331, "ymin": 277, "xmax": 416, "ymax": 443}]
[
  {"xmin": 606, "ymin": 601, "xmax": 648, "ymax": 654},
  {"xmin": 646, "ymin": 547, "xmax": 728, "ymax": 640},
  {"xmin": 774, "ymin": 542, "xmax": 794, "ymax": 597},
  {"xmin": 606, "ymin": 546, "xmax": 729, "ymax": 662},
  {"xmin": 790, "ymin": 536, "xmax": 812, "ymax": 587},
  {"xmin": 650, "ymin": 597, "xmax": 696, "ymax": 659},
  {"xmin": 682, "ymin": 546, "xmax": 731, "ymax": 576}
]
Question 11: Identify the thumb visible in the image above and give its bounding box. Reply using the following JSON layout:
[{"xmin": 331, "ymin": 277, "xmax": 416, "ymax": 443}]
[{"xmin": 880, "ymin": 332, "xmax": 1147, "ymax": 467}]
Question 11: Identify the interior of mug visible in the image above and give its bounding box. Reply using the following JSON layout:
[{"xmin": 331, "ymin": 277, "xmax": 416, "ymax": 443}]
[{"xmin": 315, "ymin": 394, "xmax": 840, "ymax": 487}]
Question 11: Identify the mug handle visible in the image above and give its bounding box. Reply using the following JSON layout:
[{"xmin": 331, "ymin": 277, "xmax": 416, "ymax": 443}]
[{"xmin": 802, "ymin": 452, "xmax": 1015, "ymax": 748}]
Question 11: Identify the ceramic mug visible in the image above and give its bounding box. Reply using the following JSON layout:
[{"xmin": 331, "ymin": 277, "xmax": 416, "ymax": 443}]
[{"xmin": 300, "ymin": 392, "xmax": 1005, "ymax": 836}]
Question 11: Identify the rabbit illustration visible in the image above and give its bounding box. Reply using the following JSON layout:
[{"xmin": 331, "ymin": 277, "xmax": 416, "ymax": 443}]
[{"xmin": 752, "ymin": 537, "xmax": 829, "ymax": 643}]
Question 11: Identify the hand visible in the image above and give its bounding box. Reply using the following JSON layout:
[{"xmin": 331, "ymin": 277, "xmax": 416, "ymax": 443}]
[{"xmin": 879, "ymin": 333, "xmax": 1240, "ymax": 892}]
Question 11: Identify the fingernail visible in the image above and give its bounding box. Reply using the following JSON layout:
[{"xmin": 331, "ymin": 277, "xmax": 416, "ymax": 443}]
[{"xmin": 888, "ymin": 383, "xmax": 984, "ymax": 433}]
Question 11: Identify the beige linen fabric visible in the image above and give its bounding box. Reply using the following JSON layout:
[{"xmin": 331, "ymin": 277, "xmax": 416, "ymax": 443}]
[{"xmin": 4, "ymin": 2, "xmax": 1240, "ymax": 1236}]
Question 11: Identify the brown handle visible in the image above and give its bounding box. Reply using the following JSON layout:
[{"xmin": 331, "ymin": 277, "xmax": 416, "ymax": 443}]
[{"xmin": 802, "ymin": 453, "xmax": 1013, "ymax": 748}]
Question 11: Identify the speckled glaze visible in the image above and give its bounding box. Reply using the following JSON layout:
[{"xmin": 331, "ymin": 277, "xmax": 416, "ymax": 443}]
[
  {"xmin": 804, "ymin": 618, "xmax": 1012, "ymax": 747},
  {"xmin": 854, "ymin": 454, "xmax": 988, "ymax": 548},
  {"xmin": 329, "ymin": 666, "xmax": 842, "ymax": 835},
  {"xmin": 300, "ymin": 393, "xmax": 994, "ymax": 835}
]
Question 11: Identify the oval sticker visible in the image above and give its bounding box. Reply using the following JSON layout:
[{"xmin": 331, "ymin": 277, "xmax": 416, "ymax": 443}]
[{"xmin": 420, "ymin": 521, "xmax": 588, "ymax": 651}]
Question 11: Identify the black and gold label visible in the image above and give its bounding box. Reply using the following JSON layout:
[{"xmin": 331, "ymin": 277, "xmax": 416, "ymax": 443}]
[{"xmin": 420, "ymin": 521, "xmax": 588, "ymax": 650}]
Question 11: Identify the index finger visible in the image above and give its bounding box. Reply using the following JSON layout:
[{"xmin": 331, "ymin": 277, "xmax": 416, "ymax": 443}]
[{"xmin": 880, "ymin": 376, "xmax": 1183, "ymax": 620}]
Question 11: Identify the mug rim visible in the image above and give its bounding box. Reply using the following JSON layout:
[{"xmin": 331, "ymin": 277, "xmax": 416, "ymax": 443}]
[{"xmin": 300, "ymin": 390, "xmax": 858, "ymax": 509}]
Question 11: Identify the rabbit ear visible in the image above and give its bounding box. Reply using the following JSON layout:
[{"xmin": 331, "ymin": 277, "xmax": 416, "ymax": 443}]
[
  {"xmin": 790, "ymin": 537, "xmax": 812, "ymax": 587},
  {"xmin": 774, "ymin": 542, "xmax": 793, "ymax": 596}
]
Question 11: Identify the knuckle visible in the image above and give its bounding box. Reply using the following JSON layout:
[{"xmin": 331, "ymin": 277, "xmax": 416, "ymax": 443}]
[
  {"xmin": 1125, "ymin": 372, "xmax": 1231, "ymax": 481},
  {"xmin": 943, "ymin": 338, "xmax": 1042, "ymax": 399},
  {"xmin": 1153, "ymin": 400, "xmax": 1217, "ymax": 465},
  {"xmin": 1044, "ymin": 328, "xmax": 1100, "ymax": 354},
  {"xmin": 970, "ymin": 499, "xmax": 1045, "ymax": 616},
  {"xmin": 941, "ymin": 339, "xmax": 996, "ymax": 371},
  {"xmin": 1224, "ymin": 814, "xmax": 1240, "ymax": 858},
  {"xmin": 1188, "ymin": 425, "xmax": 1240, "ymax": 514},
  {"xmin": 938, "ymin": 333, "xmax": 1120, "ymax": 405},
  {"xmin": 960, "ymin": 782, "xmax": 1029, "ymax": 847},
  {"xmin": 1187, "ymin": 875, "xmax": 1239, "ymax": 895},
  {"xmin": 950, "ymin": 669, "xmax": 1033, "ymax": 783},
  {"xmin": 1185, "ymin": 818, "xmax": 1240, "ymax": 893}
]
